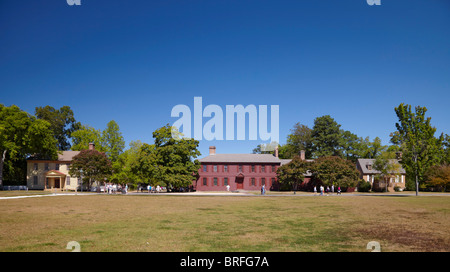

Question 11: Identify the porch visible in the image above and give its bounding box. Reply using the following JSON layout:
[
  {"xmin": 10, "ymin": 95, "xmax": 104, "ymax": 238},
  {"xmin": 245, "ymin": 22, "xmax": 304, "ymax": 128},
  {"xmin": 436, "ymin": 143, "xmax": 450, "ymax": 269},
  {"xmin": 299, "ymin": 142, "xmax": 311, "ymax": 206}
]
[{"xmin": 44, "ymin": 170, "xmax": 67, "ymax": 191}]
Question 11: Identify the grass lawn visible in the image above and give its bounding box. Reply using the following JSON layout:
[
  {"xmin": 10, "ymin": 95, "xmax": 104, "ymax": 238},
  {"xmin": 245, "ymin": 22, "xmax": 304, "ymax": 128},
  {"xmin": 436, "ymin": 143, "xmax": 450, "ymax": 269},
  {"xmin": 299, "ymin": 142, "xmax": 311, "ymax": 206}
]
[{"xmin": 0, "ymin": 193, "xmax": 449, "ymax": 252}]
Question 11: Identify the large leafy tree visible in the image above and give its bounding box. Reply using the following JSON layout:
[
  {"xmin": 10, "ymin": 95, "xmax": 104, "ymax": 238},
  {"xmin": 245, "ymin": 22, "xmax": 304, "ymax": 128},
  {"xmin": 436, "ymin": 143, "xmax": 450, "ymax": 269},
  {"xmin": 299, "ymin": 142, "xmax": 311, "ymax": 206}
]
[
  {"xmin": 135, "ymin": 124, "xmax": 201, "ymax": 190},
  {"xmin": 311, "ymin": 115, "xmax": 342, "ymax": 158},
  {"xmin": 390, "ymin": 103, "xmax": 443, "ymax": 195},
  {"xmin": 339, "ymin": 130, "xmax": 363, "ymax": 162},
  {"xmin": 362, "ymin": 136, "xmax": 387, "ymax": 159},
  {"xmin": 111, "ymin": 140, "xmax": 145, "ymax": 187},
  {"xmin": 311, "ymin": 156, "xmax": 359, "ymax": 188},
  {"xmin": 133, "ymin": 143, "xmax": 158, "ymax": 185},
  {"xmin": 35, "ymin": 105, "xmax": 81, "ymax": 151},
  {"xmin": 276, "ymin": 156, "xmax": 313, "ymax": 193},
  {"xmin": 261, "ymin": 117, "xmax": 387, "ymax": 161},
  {"xmin": 285, "ymin": 123, "xmax": 313, "ymax": 159},
  {"xmin": 71, "ymin": 125, "xmax": 105, "ymax": 152},
  {"xmin": 101, "ymin": 120, "xmax": 125, "ymax": 162},
  {"xmin": 71, "ymin": 121, "xmax": 124, "ymax": 162},
  {"xmin": 69, "ymin": 149, "xmax": 112, "ymax": 190},
  {"xmin": 0, "ymin": 104, "xmax": 58, "ymax": 186}
]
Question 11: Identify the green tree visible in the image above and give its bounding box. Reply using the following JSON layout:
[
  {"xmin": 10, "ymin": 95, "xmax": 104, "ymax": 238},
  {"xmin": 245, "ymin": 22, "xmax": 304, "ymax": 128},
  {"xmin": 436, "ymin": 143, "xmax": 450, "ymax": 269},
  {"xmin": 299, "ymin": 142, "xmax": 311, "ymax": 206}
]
[
  {"xmin": 135, "ymin": 124, "xmax": 201, "ymax": 190},
  {"xmin": 311, "ymin": 115, "xmax": 342, "ymax": 158},
  {"xmin": 111, "ymin": 140, "xmax": 145, "ymax": 187},
  {"xmin": 373, "ymin": 151, "xmax": 402, "ymax": 192},
  {"xmin": 35, "ymin": 105, "xmax": 81, "ymax": 151},
  {"xmin": 390, "ymin": 103, "xmax": 443, "ymax": 196},
  {"xmin": 71, "ymin": 125, "xmax": 105, "ymax": 152},
  {"xmin": 0, "ymin": 104, "xmax": 58, "ymax": 186},
  {"xmin": 285, "ymin": 123, "xmax": 313, "ymax": 159},
  {"xmin": 311, "ymin": 156, "xmax": 359, "ymax": 188},
  {"xmin": 133, "ymin": 143, "xmax": 158, "ymax": 186},
  {"xmin": 441, "ymin": 134, "xmax": 450, "ymax": 164},
  {"xmin": 71, "ymin": 121, "xmax": 125, "ymax": 162},
  {"xmin": 366, "ymin": 137, "xmax": 387, "ymax": 159},
  {"xmin": 101, "ymin": 120, "xmax": 125, "ymax": 162},
  {"xmin": 69, "ymin": 149, "xmax": 112, "ymax": 191},
  {"xmin": 276, "ymin": 156, "xmax": 312, "ymax": 193},
  {"xmin": 339, "ymin": 130, "xmax": 362, "ymax": 162}
]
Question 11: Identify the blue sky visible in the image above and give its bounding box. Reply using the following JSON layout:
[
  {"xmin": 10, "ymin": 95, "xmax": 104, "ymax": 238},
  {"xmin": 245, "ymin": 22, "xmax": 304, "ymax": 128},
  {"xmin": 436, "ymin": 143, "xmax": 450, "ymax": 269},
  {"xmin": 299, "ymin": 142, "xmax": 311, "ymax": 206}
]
[{"xmin": 1, "ymin": 0, "xmax": 449, "ymax": 158}]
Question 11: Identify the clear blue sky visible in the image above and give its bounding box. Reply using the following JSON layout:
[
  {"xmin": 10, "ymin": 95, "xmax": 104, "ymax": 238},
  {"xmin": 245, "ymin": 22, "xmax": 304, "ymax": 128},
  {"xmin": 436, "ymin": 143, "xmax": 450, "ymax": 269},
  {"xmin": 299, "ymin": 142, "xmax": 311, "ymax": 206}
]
[{"xmin": 1, "ymin": 0, "xmax": 449, "ymax": 158}]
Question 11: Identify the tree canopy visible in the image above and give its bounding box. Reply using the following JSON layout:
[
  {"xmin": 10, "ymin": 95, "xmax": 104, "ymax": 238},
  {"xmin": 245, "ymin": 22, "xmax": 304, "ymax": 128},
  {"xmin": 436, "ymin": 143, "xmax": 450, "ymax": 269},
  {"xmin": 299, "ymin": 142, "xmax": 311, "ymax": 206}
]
[
  {"xmin": 311, "ymin": 156, "xmax": 359, "ymax": 188},
  {"xmin": 390, "ymin": 103, "xmax": 443, "ymax": 195},
  {"xmin": 133, "ymin": 124, "xmax": 201, "ymax": 190},
  {"xmin": 0, "ymin": 104, "xmax": 58, "ymax": 186},
  {"xmin": 101, "ymin": 120, "xmax": 125, "ymax": 162},
  {"xmin": 35, "ymin": 105, "xmax": 81, "ymax": 151},
  {"xmin": 69, "ymin": 149, "xmax": 112, "ymax": 190},
  {"xmin": 311, "ymin": 115, "xmax": 342, "ymax": 158},
  {"xmin": 276, "ymin": 156, "xmax": 313, "ymax": 192},
  {"xmin": 71, "ymin": 120, "xmax": 125, "ymax": 162},
  {"xmin": 71, "ymin": 125, "xmax": 104, "ymax": 152},
  {"xmin": 266, "ymin": 116, "xmax": 387, "ymax": 162}
]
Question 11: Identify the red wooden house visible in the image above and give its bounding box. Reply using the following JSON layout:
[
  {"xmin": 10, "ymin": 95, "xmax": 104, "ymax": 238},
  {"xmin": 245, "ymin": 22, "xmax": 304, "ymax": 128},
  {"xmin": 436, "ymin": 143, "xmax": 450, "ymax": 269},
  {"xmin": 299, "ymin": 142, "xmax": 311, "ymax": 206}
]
[{"xmin": 195, "ymin": 146, "xmax": 294, "ymax": 191}]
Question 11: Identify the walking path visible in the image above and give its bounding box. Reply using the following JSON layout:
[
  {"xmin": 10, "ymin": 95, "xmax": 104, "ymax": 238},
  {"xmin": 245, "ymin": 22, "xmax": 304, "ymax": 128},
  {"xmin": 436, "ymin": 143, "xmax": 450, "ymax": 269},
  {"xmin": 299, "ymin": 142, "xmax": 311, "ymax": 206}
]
[{"xmin": 1, "ymin": 191, "xmax": 449, "ymax": 200}]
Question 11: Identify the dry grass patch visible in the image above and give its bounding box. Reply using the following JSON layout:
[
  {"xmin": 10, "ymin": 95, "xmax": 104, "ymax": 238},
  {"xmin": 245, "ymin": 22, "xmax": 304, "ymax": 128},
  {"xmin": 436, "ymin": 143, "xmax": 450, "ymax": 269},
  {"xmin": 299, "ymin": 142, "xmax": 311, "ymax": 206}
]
[{"xmin": 0, "ymin": 194, "xmax": 449, "ymax": 252}]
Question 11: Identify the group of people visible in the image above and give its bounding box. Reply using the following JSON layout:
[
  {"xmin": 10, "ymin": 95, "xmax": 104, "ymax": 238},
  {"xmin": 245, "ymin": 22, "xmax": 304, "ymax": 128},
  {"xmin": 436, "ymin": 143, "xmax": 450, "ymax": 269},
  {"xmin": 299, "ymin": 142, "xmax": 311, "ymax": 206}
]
[
  {"xmin": 105, "ymin": 183, "xmax": 128, "ymax": 194},
  {"xmin": 314, "ymin": 185, "xmax": 341, "ymax": 196},
  {"xmin": 145, "ymin": 185, "xmax": 162, "ymax": 193}
]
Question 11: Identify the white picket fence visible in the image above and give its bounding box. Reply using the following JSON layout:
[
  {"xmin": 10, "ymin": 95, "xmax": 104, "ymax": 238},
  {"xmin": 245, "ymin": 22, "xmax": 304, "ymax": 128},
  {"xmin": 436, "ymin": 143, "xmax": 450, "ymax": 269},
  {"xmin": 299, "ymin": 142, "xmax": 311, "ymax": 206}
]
[{"xmin": 2, "ymin": 185, "xmax": 28, "ymax": 191}]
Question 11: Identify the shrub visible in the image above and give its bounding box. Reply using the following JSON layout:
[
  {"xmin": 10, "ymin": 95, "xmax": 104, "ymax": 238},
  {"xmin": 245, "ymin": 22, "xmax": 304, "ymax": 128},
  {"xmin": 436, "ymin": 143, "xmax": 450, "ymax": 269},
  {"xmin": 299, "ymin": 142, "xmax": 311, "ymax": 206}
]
[{"xmin": 357, "ymin": 180, "xmax": 372, "ymax": 192}]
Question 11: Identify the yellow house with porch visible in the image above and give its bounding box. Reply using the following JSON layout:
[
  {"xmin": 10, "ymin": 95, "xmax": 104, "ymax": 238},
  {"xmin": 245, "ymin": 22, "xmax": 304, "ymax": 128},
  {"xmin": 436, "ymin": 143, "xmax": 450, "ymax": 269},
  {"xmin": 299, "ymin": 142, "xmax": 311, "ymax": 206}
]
[{"xmin": 26, "ymin": 151, "xmax": 81, "ymax": 191}]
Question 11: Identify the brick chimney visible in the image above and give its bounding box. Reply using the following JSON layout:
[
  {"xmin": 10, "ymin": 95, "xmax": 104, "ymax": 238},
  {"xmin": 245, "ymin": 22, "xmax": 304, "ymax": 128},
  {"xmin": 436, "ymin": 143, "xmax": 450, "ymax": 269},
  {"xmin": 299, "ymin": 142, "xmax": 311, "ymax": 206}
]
[
  {"xmin": 396, "ymin": 151, "xmax": 403, "ymax": 161},
  {"xmin": 209, "ymin": 146, "xmax": 216, "ymax": 156},
  {"xmin": 274, "ymin": 146, "xmax": 279, "ymax": 158},
  {"xmin": 300, "ymin": 150, "xmax": 305, "ymax": 160},
  {"xmin": 89, "ymin": 142, "xmax": 95, "ymax": 150}
]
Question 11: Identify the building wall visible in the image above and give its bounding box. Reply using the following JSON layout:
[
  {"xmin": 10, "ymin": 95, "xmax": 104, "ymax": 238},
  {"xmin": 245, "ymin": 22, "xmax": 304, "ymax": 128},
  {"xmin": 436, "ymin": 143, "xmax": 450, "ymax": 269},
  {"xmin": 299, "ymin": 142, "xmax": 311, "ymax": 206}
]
[
  {"xmin": 27, "ymin": 161, "xmax": 79, "ymax": 191},
  {"xmin": 362, "ymin": 173, "xmax": 407, "ymax": 192},
  {"xmin": 196, "ymin": 163, "xmax": 279, "ymax": 191}
]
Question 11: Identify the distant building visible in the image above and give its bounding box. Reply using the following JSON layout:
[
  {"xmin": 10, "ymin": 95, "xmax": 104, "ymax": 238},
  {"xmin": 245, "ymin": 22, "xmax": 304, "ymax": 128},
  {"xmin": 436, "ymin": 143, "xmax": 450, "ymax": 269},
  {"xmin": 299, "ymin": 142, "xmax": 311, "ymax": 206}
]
[
  {"xmin": 195, "ymin": 146, "xmax": 311, "ymax": 191},
  {"xmin": 356, "ymin": 158, "xmax": 407, "ymax": 192},
  {"xmin": 26, "ymin": 143, "xmax": 95, "ymax": 191}
]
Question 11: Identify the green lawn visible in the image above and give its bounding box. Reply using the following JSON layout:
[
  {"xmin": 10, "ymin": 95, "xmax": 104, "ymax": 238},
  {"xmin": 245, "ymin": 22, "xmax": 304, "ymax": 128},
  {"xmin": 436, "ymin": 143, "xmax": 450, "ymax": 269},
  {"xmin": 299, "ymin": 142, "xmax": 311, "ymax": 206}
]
[{"xmin": 0, "ymin": 194, "xmax": 449, "ymax": 252}]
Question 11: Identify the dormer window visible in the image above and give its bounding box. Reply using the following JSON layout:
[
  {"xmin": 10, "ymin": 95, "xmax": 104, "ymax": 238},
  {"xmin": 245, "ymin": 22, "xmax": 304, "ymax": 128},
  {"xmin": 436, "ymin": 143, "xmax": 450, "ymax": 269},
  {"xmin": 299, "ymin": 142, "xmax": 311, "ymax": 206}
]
[{"xmin": 367, "ymin": 164, "xmax": 373, "ymax": 170}]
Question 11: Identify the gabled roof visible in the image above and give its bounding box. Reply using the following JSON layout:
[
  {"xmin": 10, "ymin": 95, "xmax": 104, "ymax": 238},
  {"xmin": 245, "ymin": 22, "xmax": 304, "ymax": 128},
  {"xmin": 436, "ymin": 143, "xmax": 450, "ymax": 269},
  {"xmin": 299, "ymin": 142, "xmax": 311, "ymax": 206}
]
[
  {"xmin": 199, "ymin": 154, "xmax": 282, "ymax": 164},
  {"xmin": 356, "ymin": 158, "xmax": 406, "ymax": 174},
  {"xmin": 44, "ymin": 170, "xmax": 67, "ymax": 177},
  {"xmin": 28, "ymin": 151, "xmax": 80, "ymax": 162},
  {"xmin": 57, "ymin": 151, "xmax": 80, "ymax": 161},
  {"xmin": 280, "ymin": 159, "xmax": 292, "ymax": 165}
]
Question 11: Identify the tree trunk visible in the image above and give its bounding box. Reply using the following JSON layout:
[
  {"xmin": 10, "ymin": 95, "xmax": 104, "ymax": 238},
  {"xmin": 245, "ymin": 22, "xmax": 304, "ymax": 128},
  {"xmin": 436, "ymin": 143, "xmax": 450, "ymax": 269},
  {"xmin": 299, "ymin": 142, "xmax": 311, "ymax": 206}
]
[
  {"xmin": 0, "ymin": 150, "xmax": 6, "ymax": 187},
  {"xmin": 414, "ymin": 155, "xmax": 419, "ymax": 196}
]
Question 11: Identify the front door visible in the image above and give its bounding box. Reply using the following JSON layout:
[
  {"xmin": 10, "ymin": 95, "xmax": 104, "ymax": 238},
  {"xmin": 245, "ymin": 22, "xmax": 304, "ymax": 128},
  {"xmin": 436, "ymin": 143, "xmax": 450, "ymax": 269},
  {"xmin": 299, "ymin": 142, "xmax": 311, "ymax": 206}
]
[
  {"xmin": 235, "ymin": 177, "xmax": 244, "ymax": 190},
  {"xmin": 54, "ymin": 178, "xmax": 60, "ymax": 189}
]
